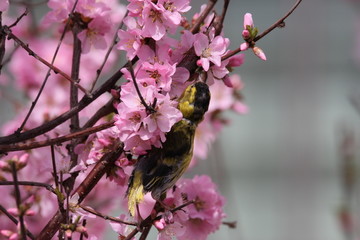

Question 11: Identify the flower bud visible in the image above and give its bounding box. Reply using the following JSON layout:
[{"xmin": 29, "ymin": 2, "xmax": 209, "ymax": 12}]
[
  {"xmin": 243, "ymin": 13, "xmax": 254, "ymax": 29},
  {"xmin": 240, "ymin": 42, "xmax": 249, "ymax": 51},
  {"xmin": 252, "ymin": 46, "xmax": 267, "ymax": 61}
]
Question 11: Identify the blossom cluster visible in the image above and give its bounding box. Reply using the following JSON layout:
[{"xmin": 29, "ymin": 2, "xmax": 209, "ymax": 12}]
[{"xmin": 0, "ymin": 0, "xmax": 262, "ymax": 239}]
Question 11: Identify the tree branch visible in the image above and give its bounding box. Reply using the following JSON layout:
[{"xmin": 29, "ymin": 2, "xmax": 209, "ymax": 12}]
[
  {"xmin": 0, "ymin": 121, "xmax": 115, "ymax": 152},
  {"xmin": 0, "ymin": 180, "xmax": 56, "ymax": 194},
  {"xmin": 0, "ymin": 59, "xmax": 131, "ymax": 145},
  {"xmin": 221, "ymin": 0, "xmax": 302, "ymax": 60},
  {"xmin": 90, "ymin": 10, "xmax": 129, "ymax": 92},
  {"xmin": 79, "ymin": 205, "xmax": 137, "ymax": 226},
  {"xmin": 10, "ymin": 162, "xmax": 27, "ymax": 240},
  {"xmin": 36, "ymin": 142, "xmax": 124, "ymax": 240},
  {"xmin": 2, "ymin": 26, "xmax": 91, "ymax": 97},
  {"xmin": 15, "ymin": 2, "xmax": 79, "ymax": 134},
  {"xmin": 190, "ymin": 0, "xmax": 218, "ymax": 34},
  {"xmin": 0, "ymin": 204, "xmax": 35, "ymax": 240}
]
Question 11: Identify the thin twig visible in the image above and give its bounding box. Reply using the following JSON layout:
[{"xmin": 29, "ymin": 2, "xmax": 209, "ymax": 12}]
[
  {"xmin": 51, "ymin": 145, "xmax": 66, "ymax": 213},
  {"xmin": 0, "ymin": 14, "xmax": 5, "ymax": 74},
  {"xmin": 16, "ymin": 3, "xmax": 79, "ymax": 134},
  {"xmin": 0, "ymin": 180, "xmax": 56, "ymax": 194},
  {"xmin": 8, "ymin": 9, "xmax": 29, "ymax": 29},
  {"xmin": 79, "ymin": 219, "xmax": 87, "ymax": 240},
  {"xmin": 50, "ymin": 145, "xmax": 60, "ymax": 190},
  {"xmin": 170, "ymin": 200, "xmax": 195, "ymax": 213},
  {"xmin": 81, "ymin": 99, "xmax": 116, "ymax": 129},
  {"xmin": 68, "ymin": 14, "xmax": 82, "ymax": 184},
  {"xmin": 221, "ymin": 0, "xmax": 303, "ymax": 60},
  {"xmin": 0, "ymin": 59, "xmax": 133, "ymax": 145},
  {"xmin": 139, "ymin": 225, "xmax": 152, "ymax": 240},
  {"xmin": 10, "ymin": 162, "xmax": 27, "ymax": 240},
  {"xmin": 0, "ymin": 121, "xmax": 115, "ymax": 152},
  {"xmin": 124, "ymin": 228, "xmax": 139, "ymax": 240},
  {"xmin": 222, "ymin": 221, "xmax": 237, "ymax": 229},
  {"xmin": 253, "ymin": 0, "xmax": 302, "ymax": 42},
  {"xmin": 127, "ymin": 60, "xmax": 156, "ymax": 114},
  {"xmin": 1, "ymin": 27, "xmax": 91, "ymax": 97},
  {"xmin": 79, "ymin": 205, "xmax": 137, "ymax": 226},
  {"xmin": 0, "ymin": 204, "xmax": 18, "ymax": 225},
  {"xmin": 90, "ymin": 11, "xmax": 129, "ymax": 92},
  {"xmin": 190, "ymin": 0, "xmax": 218, "ymax": 34},
  {"xmin": 36, "ymin": 142, "xmax": 124, "ymax": 240},
  {"xmin": 0, "ymin": 204, "xmax": 35, "ymax": 240},
  {"xmin": 214, "ymin": 0, "xmax": 230, "ymax": 36}
]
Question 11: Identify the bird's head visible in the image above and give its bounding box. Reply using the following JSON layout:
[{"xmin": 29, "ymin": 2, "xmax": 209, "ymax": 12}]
[{"xmin": 178, "ymin": 82, "xmax": 211, "ymax": 124}]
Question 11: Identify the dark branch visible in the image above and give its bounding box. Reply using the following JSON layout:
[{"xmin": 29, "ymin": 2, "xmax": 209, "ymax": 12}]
[
  {"xmin": 0, "ymin": 204, "xmax": 35, "ymax": 240},
  {"xmin": 0, "ymin": 121, "xmax": 115, "ymax": 152},
  {"xmin": 190, "ymin": 0, "xmax": 218, "ymax": 34},
  {"xmin": 79, "ymin": 205, "xmax": 137, "ymax": 226},
  {"xmin": 222, "ymin": 0, "xmax": 303, "ymax": 60},
  {"xmin": 10, "ymin": 162, "xmax": 27, "ymax": 240},
  {"xmin": 36, "ymin": 142, "xmax": 124, "ymax": 240},
  {"xmin": 0, "ymin": 59, "xmax": 130, "ymax": 145}
]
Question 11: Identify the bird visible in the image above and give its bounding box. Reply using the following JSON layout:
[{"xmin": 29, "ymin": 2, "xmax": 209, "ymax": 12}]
[{"xmin": 126, "ymin": 81, "xmax": 211, "ymax": 216}]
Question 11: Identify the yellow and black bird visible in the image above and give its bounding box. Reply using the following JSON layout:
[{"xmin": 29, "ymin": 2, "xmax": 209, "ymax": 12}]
[{"xmin": 126, "ymin": 81, "xmax": 211, "ymax": 216}]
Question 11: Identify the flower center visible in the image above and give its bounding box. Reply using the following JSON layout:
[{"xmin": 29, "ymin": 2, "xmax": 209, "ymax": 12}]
[
  {"xmin": 149, "ymin": 9, "xmax": 163, "ymax": 23},
  {"xmin": 147, "ymin": 70, "xmax": 161, "ymax": 83},
  {"xmin": 202, "ymin": 48, "xmax": 212, "ymax": 58},
  {"xmin": 194, "ymin": 196, "xmax": 205, "ymax": 211},
  {"xmin": 164, "ymin": 1, "xmax": 175, "ymax": 12}
]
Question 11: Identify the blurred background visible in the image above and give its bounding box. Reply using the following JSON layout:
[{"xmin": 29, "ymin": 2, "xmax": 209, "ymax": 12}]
[
  {"xmin": 190, "ymin": 0, "xmax": 360, "ymax": 239},
  {"xmin": 1, "ymin": 0, "xmax": 360, "ymax": 240}
]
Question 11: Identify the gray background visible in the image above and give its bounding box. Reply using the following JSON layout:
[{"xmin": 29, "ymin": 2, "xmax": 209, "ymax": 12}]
[
  {"xmin": 1, "ymin": 0, "xmax": 360, "ymax": 239},
  {"xmin": 193, "ymin": 0, "xmax": 360, "ymax": 239}
]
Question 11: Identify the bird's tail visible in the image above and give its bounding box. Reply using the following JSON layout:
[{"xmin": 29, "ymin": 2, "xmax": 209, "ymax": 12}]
[{"xmin": 127, "ymin": 170, "xmax": 145, "ymax": 216}]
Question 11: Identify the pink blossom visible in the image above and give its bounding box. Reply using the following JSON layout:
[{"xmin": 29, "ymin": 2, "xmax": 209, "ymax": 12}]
[
  {"xmin": 169, "ymin": 67, "xmax": 190, "ymax": 99},
  {"xmin": 242, "ymin": 29, "xmax": 251, "ymax": 39},
  {"xmin": 0, "ymin": 153, "xmax": 29, "ymax": 172},
  {"xmin": 140, "ymin": 2, "xmax": 168, "ymax": 40},
  {"xmin": 109, "ymin": 214, "xmax": 136, "ymax": 240},
  {"xmin": 158, "ymin": 0, "xmax": 191, "ymax": 14},
  {"xmin": 135, "ymin": 192, "xmax": 156, "ymax": 219},
  {"xmin": 135, "ymin": 61, "xmax": 176, "ymax": 92},
  {"xmin": 172, "ymin": 175, "xmax": 226, "ymax": 240},
  {"xmin": 73, "ymin": 126, "xmax": 123, "ymax": 172},
  {"xmin": 192, "ymin": 116, "xmax": 218, "ymax": 162},
  {"xmin": 171, "ymin": 30, "xmax": 195, "ymax": 63},
  {"xmin": 243, "ymin": 13, "xmax": 254, "ymax": 29},
  {"xmin": 225, "ymin": 73, "xmax": 244, "ymax": 90},
  {"xmin": 7, "ymin": 207, "xmax": 35, "ymax": 217},
  {"xmin": 157, "ymin": 222, "xmax": 186, "ymax": 240},
  {"xmin": 1, "ymin": 229, "xmax": 18, "ymax": 240},
  {"xmin": 240, "ymin": 42, "xmax": 249, "ymax": 51},
  {"xmin": 232, "ymin": 101, "xmax": 249, "ymax": 114},
  {"xmin": 78, "ymin": 16, "xmax": 112, "ymax": 53},
  {"xmin": 194, "ymin": 33, "xmax": 228, "ymax": 71},
  {"xmin": 207, "ymin": 59, "xmax": 230, "ymax": 85},
  {"xmin": 127, "ymin": 0, "xmax": 145, "ymax": 17},
  {"xmin": 122, "ymin": 132, "xmax": 153, "ymax": 154},
  {"xmin": 75, "ymin": 0, "xmax": 111, "ymax": 18},
  {"xmin": 117, "ymin": 17, "xmax": 142, "ymax": 59},
  {"xmin": 143, "ymin": 94, "xmax": 182, "ymax": 133},
  {"xmin": 208, "ymin": 79, "xmax": 235, "ymax": 112},
  {"xmin": 228, "ymin": 54, "xmax": 245, "ymax": 67},
  {"xmin": 42, "ymin": 0, "xmax": 68, "ymax": 24},
  {"xmin": 141, "ymin": 0, "xmax": 188, "ymax": 40},
  {"xmin": 115, "ymin": 80, "xmax": 182, "ymax": 155},
  {"xmin": 0, "ymin": 0, "xmax": 9, "ymax": 12},
  {"xmin": 253, "ymin": 46, "xmax": 267, "ymax": 61}
]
